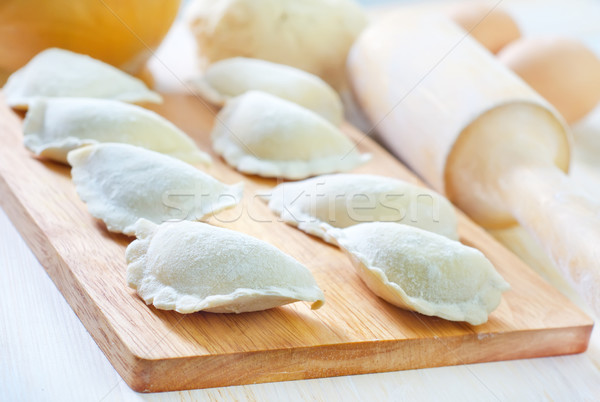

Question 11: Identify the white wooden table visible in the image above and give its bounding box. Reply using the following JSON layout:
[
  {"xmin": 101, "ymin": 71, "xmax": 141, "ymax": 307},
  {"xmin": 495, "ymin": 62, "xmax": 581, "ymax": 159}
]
[{"xmin": 3, "ymin": 0, "xmax": 600, "ymax": 400}]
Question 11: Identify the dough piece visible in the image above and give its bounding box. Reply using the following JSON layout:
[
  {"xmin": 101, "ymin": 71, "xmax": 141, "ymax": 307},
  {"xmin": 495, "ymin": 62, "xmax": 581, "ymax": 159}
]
[
  {"xmin": 326, "ymin": 222, "xmax": 510, "ymax": 325},
  {"xmin": 191, "ymin": 57, "xmax": 344, "ymax": 125},
  {"xmin": 68, "ymin": 143, "xmax": 242, "ymax": 235},
  {"xmin": 212, "ymin": 91, "xmax": 370, "ymax": 179},
  {"xmin": 266, "ymin": 174, "xmax": 459, "ymax": 241},
  {"xmin": 186, "ymin": 0, "xmax": 367, "ymax": 89},
  {"xmin": 126, "ymin": 219, "xmax": 325, "ymax": 313},
  {"xmin": 3, "ymin": 48, "xmax": 162, "ymax": 109},
  {"xmin": 24, "ymin": 97, "xmax": 211, "ymax": 165}
]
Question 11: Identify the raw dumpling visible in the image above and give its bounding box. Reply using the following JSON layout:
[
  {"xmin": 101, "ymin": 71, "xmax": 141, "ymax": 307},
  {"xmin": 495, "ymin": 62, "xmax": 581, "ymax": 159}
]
[
  {"xmin": 266, "ymin": 174, "xmax": 459, "ymax": 241},
  {"xmin": 126, "ymin": 219, "xmax": 325, "ymax": 313},
  {"xmin": 3, "ymin": 48, "xmax": 162, "ymax": 109},
  {"xmin": 68, "ymin": 143, "xmax": 242, "ymax": 235},
  {"xmin": 212, "ymin": 91, "xmax": 370, "ymax": 179},
  {"xmin": 191, "ymin": 57, "xmax": 344, "ymax": 125},
  {"xmin": 186, "ymin": 0, "xmax": 367, "ymax": 89},
  {"xmin": 23, "ymin": 97, "xmax": 211, "ymax": 165},
  {"xmin": 326, "ymin": 222, "xmax": 510, "ymax": 325}
]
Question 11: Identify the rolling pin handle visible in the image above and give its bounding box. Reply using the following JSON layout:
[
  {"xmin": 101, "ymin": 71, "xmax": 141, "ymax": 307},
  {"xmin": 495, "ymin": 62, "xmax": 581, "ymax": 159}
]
[{"xmin": 500, "ymin": 165, "xmax": 600, "ymax": 314}]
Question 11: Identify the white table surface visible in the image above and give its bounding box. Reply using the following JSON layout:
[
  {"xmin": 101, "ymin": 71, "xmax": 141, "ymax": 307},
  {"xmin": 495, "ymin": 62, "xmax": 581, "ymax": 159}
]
[{"xmin": 3, "ymin": 0, "xmax": 600, "ymax": 400}]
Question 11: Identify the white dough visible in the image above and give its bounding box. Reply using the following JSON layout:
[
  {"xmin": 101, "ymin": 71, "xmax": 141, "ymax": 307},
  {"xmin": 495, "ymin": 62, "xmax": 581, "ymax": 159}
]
[
  {"xmin": 186, "ymin": 0, "xmax": 367, "ymax": 89},
  {"xmin": 126, "ymin": 219, "xmax": 325, "ymax": 313},
  {"xmin": 326, "ymin": 222, "xmax": 510, "ymax": 325},
  {"xmin": 67, "ymin": 143, "xmax": 242, "ymax": 235},
  {"xmin": 3, "ymin": 48, "xmax": 162, "ymax": 109},
  {"xmin": 266, "ymin": 174, "xmax": 459, "ymax": 241},
  {"xmin": 191, "ymin": 57, "xmax": 344, "ymax": 125},
  {"xmin": 212, "ymin": 91, "xmax": 370, "ymax": 179},
  {"xmin": 24, "ymin": 97, "xmax": 211, "ymax": 165}
]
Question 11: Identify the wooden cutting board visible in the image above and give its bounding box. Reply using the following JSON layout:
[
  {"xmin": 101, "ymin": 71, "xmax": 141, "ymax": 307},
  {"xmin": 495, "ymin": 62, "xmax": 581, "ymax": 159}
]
[{"xmin": 0, "ymin": 93, "xmax": 592, "ymax": 392}]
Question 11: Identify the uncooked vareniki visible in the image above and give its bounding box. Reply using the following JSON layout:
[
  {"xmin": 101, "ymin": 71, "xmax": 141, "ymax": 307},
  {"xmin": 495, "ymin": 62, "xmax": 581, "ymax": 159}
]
[
  {"xmin": 126, "ymin": 219, "xmax": 325, "ymax": 313},
  {"xmin": 68, "ymin": 143, "xmax": 242, "ymax": 235},
  {"xmin": 212, "ymin": 91, "xmax": 370, "ymax": 179},
  {"xmin": 191, "ymin": 57, "xmax": 344, "ymax": 125},
  {"xmin": 3, "ymin": 48, "xmax": 161, "ymax": 109},
  {"xmin": 23, "ymin": 97, "xmax": 211, "ymax": 165},
  {"xmin": 266, "ymin": 174, "xmax": 459, "ymax": 241},
  {"xmin": 325, "ymin": 222, "xmax": 509, "ymax": 325}
]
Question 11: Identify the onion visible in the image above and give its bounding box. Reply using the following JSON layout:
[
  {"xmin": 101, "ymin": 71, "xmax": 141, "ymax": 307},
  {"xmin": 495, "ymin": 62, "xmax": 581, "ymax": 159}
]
[{"xmin": 0, "ymin": 0, "xmax": 181, "ymax": 85}]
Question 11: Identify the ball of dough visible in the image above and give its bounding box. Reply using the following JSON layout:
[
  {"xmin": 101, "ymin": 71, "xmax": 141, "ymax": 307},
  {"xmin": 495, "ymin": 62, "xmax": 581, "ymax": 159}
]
[{"xmin": 186, "ymin": 0, "xmax": 367, "ymax": 89}]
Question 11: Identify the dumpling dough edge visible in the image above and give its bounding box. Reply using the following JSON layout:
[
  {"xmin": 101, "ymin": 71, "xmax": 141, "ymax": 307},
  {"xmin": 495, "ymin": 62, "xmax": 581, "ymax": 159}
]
[
  {"xmin": 67, "ymin": 144, "xmax": 242, "ymax": 235},
  {"xmin": 126, "ymin": 219, "xmax": 326, "ymax": 313},
  {"xmin": 212, "ymin": 92, "xmax": 371, "ymax": 180},
  {"xmin": 3, "ymin": 49, "xmax": 163, "ymax": 110},
  {"xmin": 190, "ymin": 57, "xmax": 345, "ymax": 126},
  {"xmin": 327, "ymin": 224, "xmax": 510, "ymax": 325},
  {"xmin": 264, "ymin": 174, "xmax": 460, "ymax": 242},
  {"xmin": 22, "ymin": 97, "xmax": 212, "ymax": 166}
]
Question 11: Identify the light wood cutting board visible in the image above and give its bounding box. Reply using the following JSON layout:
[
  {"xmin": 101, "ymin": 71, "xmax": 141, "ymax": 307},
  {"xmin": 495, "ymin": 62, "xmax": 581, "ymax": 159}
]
[{"xmin": 0, "ymin": 93, "xmax": 593, "ymax": 392}]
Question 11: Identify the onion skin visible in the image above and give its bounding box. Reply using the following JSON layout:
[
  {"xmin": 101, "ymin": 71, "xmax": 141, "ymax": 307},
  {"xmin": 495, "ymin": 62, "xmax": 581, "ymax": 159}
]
[{"xmin": 0, "ymin": 0, "xmax": 181, "ymax": 82}]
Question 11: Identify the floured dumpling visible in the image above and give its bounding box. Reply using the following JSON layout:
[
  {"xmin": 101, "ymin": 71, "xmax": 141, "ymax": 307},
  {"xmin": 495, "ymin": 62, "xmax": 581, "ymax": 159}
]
[
  {"xmin": 126, "ymin": 219, "xmax": 325, "ymax": 313},
  {"xmin": 68, "ymin": 143, "xmax": 242, "ymax": 235},
  {"xmin": 23, "ymin": 97, "xmax": 211, "ymax": 165},
  {"xmin": 3, "ymin": 48, "xmax": 161, "ymax": 109},
  {"xmin": 191, "ymin": 57, "xmax": 344, "ymax": 125},
  {"xmin": 266, "ymin": 174, "xmax": 459, "ymax": 241},
  {"xmin": 326, "ymin": 222, "xmax": 509, "ymax": 325},
  {"xmin": 212, "ymin": 91, "xmax": 370, "ymax": 179}
]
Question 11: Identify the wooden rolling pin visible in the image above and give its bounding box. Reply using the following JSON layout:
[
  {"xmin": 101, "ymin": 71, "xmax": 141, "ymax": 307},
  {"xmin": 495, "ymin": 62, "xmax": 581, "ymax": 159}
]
[{"xmin": 348, "ymin": 12, "xmax": 600, "ymax": 316}]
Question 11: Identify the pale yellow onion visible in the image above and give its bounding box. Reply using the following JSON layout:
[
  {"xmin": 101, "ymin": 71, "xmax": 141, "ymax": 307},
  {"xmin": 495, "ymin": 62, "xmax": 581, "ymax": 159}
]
[{"xmin": 0, "ymin": 0, "xmax": 181, "ymax": 85}]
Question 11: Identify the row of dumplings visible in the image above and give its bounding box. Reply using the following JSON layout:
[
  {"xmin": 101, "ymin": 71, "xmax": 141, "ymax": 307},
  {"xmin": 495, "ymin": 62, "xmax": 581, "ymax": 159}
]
[
  {"xmin": 194, "ymin": 61, "xmax": 509, "ymax": 325},
  {"xmin": 196, "ymin": 57, "xmax": 370, "ymax": 179},
  {"xmin": 3, "ymin": 48, "xmax": 343, "ymax": 312},
  {"xmin": 7, "ymin": 48, "xmax": 370, "ymax": 180},
  {"xmin": 267, "ymin": 175, "xmax": 510, "ymax": 325},
  {"xmin": 4, "ymin": 48, "xmax": 509, "ymax": 325},
  {"xmin": 184, "ymin": 57, "xmax": 509, "ymax": 324}
]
